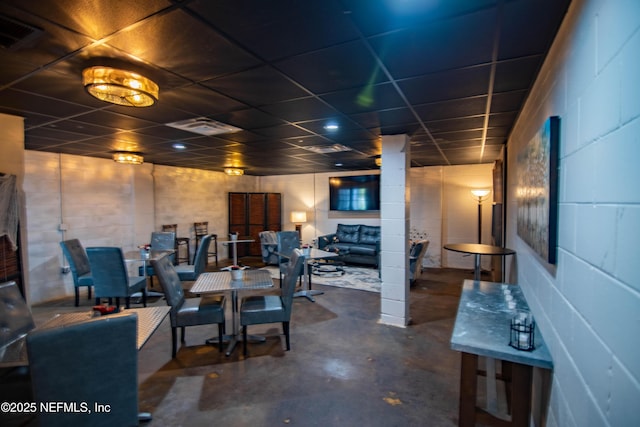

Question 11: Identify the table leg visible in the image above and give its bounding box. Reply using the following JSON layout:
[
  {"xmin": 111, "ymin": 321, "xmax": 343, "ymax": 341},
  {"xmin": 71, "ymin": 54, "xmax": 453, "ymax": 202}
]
[
  {"xmin": 232, "ymin": 242, "xmax": 238, "ymax": 265},
  {"xmin": 293, "ymin": 258, "xmax": 323, "ymax": 302},
  {"xmin": 474, "ymin": 254, "xmax": 482, "ymax": 281},
  {"xmin": 459, "ymin": 352, "xmax": 478, "ymax": 427},
  {"xmin": 133, "ymin": 259, "xmax": 163, "ymax": 300},
  {"xmin": 205, "ymin": 289, "xmax": 266, "ymax": 356}
]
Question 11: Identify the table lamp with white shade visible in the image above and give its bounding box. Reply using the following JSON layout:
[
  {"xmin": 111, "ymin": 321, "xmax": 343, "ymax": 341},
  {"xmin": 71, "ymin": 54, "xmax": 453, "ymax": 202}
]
[{"xmin": 290, "ymin": 211, "xmax": 307, "ymax": 238}]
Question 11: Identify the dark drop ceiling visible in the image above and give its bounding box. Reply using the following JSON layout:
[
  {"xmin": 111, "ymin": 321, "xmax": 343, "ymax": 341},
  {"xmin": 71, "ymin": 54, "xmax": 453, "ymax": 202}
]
[{"xmin": 0, "ymin": 0, "xmax": 570, "ymax": 176}]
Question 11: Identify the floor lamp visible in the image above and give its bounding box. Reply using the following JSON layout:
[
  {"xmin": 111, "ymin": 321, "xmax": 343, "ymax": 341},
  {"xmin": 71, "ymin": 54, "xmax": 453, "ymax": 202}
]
[{"xmin": 470, "ymin": 189, "xmax": 491, "ymax": 244}]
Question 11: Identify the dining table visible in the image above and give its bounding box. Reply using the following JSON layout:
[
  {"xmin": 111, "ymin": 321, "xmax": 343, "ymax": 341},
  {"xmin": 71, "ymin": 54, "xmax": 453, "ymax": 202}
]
[
  {"xmin": 0, "ymin": 306, "xmax": 169, "ymax": 366},
  {"xmin": 219, "ymin": 238, "xmax": 255, "ymax": 267},
  {"xmin": 451, "ymin": 279, "xmax": 553, "ymax": 426},
  {"xmin": 190, "ymin": 269, "xmax": 274, "ymax": 356},
  {"xmin": 37, "ymin": 306, "xmax": 169, "ymax": 422},
  {"xmin": 443, "ymin": 243, "xmax": 515, "ymax": 281}
]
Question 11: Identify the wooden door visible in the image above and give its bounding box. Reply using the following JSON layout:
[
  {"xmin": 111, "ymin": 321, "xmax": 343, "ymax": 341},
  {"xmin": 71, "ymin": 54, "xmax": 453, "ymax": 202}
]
[
  {"xmin": 228, "ymin": 192, "xmax": 282, "ymax": 258},
  {"xmin": 247, "ymin": 193, "xmax": 266, "ymax": 256}
]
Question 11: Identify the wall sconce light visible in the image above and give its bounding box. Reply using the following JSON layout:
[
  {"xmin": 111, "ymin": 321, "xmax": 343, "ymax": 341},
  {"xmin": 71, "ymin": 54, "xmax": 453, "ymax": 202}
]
[
  {"xmin": 224, "ymin": 168, "xmax": 244, "ymax": 176},
  {"xmin": 113, "ymin": 151, "xmax": 144, "ymax": 165},
  {"xmin": 83, "ymin": 66, "xmax": 159, "ymax": 107},
  {"xmin": 374, "ymin": 156, "xmax": 382, "ymax": 167},
  {"xmin": 290, "ymin": 211, "xmax": 307, "ymax": 237},
  {"xmin": 470, "ymin": 189, "xmax": 491, "ymax": 243}
]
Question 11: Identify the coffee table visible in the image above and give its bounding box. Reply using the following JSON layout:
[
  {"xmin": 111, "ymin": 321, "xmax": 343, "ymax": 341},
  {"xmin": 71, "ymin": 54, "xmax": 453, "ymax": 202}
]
[{"xmin": 311, "ymin": 259, "xmax": 345, "ymax": 277}]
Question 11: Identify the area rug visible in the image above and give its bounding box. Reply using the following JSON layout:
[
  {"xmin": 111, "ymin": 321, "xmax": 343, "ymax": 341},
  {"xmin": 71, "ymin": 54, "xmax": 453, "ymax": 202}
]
[{"xmin": 261, "ymin": 265, "xmax": 381, "ymax": 293}]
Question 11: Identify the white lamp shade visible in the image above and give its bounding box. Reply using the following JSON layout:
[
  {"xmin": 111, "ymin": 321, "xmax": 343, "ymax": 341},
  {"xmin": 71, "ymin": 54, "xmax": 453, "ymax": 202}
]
[
  {"xmin": 470, "ymin": 189, "xmax": 490, "ymax": 198},
  {"xmin": 290, "ymin": 211, "xmax": 307, "ymax": 223}
]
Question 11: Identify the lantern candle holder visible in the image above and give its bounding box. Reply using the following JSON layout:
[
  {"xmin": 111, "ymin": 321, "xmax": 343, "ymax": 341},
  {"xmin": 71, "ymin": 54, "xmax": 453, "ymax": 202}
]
[{"xmin": 509, "ymin": 310, "xmax": 535, "ymax": 351}]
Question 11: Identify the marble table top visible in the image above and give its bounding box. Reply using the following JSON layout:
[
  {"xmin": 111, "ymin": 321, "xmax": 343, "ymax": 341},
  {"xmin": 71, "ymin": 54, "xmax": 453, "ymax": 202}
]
[{"xmin": 450, "ymin": 280, "xmax": 553, "ymax": 369}]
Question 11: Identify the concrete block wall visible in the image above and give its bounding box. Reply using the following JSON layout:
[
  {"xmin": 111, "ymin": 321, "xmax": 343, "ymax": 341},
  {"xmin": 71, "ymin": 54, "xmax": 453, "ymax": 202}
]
[
  {"xmin": 153, "ymin": 165, "xmax": 257, "ymax": 261},
  {"xmin": 24, "ymin": 153, "xmax": 138, "ymax": 304},
  {"xmin": 505, "ymin": 0, "xmax": 640, "ymax": 425},
  {"xmin": 379, "ymin": 134, "xmax": 410, "ymax": 327},
  {"xmin": 22, "ymin": 153, "xmax": 258, "ymax": 304}
]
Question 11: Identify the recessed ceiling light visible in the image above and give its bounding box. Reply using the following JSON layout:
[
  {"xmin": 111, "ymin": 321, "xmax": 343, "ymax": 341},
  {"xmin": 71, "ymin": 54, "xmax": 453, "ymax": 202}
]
[
  {"xmin": 172, "ymin": 143, "xmax": 186, "ymax": 150},
  {"xmin": 335, "ymin": 163, "xmax": 343, "ymax": 167},
  {"xmin": 324, "ymin": 123, "xmax": 339, "ymax": 131}
]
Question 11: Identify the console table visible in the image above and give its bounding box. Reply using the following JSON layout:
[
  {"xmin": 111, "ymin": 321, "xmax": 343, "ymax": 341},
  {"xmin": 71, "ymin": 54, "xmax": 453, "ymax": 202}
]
[{"xmin": 451, "ymin": 280, "xmax": 553, "ymax": 427}]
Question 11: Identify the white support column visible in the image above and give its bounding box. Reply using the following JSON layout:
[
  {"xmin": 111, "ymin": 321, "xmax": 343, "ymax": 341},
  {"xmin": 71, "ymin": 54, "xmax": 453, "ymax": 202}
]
[{"xmin": 379, "ymin": 134, "xmax": 410, "ymax": 327}]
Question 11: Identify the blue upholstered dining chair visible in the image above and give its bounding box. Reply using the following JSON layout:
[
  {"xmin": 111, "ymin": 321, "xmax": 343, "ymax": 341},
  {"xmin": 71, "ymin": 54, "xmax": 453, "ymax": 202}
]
[
  {"xmin": 27, "ymin": 314, "xmax": 139, "ymax": 426},
  {"xmin": 151, "ymin": 253, "xmax": 226, "ymax": 357},
  {"xmin": 240, "ymin": 248, "xmax": 304, "ymax": 356},
  {"xmin": 139, "ymin": 231, "xmax": 176, "ymax": 286},
  {"xmin": 60, "ymin": 239, "xmax": 94, "ymax": 306},
  {"xmin": 174, "ymin": 234, "xmax": 211, "ymax": 282},
  {"xmin": 277, "ymin": 231, "xmax": 302, "ymax": 285},
  {"xmin": 86, "ymin": 247, "xmax": 147, "ymax": 309}
]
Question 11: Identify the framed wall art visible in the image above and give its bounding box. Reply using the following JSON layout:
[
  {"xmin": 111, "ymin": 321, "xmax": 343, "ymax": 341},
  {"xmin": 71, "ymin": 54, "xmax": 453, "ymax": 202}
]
[{"xmin": 516, "ymin": 116, "xmax": 560, "ymax": 264}]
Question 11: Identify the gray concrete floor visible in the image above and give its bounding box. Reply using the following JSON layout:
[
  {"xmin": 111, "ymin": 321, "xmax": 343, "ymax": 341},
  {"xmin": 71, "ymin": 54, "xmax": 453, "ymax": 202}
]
[{"xmin": 4, "ymin": 260, "xmax": 483, "ymax": 426}]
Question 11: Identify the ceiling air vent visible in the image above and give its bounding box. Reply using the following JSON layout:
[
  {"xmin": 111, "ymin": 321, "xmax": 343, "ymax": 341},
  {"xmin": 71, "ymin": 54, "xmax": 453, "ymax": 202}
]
[
  {"xmin": 301, "ymin": 144, "xmax": 353, "ymax": 154},
  {"xmin": 0, "ymin": 14, "xmax": 43, "ymax": 50},
  {"xmin": 165, "ymin": 118, "xmax": 242, "ymax": 136}
]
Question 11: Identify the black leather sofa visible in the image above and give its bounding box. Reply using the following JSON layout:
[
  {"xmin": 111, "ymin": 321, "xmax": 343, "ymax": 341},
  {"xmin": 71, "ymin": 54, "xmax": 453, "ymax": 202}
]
[{"xmin": 317, "ymin": 224, "xmax": 380, "ymax": 267}]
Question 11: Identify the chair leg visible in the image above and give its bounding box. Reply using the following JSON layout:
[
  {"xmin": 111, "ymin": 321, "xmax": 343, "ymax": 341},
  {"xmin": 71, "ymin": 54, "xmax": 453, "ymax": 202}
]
[
  {"xmin": 171, "ymin": 327, "xmax": 177, "ymax": 358},
  {"xmin": 74, "ymin": 288, "xmax": 80, "ymax": 307},
  {"xmin": 87, "ymin": 286, "xmax": 92, "ymax": 300},
  {"xmin": 218, "ymin": 323, "xmax": 224, "ymax": 352},
  {"xmin": 95, "ymin": 297, "xmax": 100, "ymax": 306},
  {"xmin": 243, "ymin": 326, "xmax": 248, "ymax": 356},
  {"xmin": 142, "ymin": 288, "xmax": 147, "ymax": 307},
  {"xmin": 283, "ymin": 321, "xmax": 290, "ymax": 351},
  {"xmin": 121, "ymin": 297, "xmax": 127, "ymax": 309},
  {"xmin": 180, "ymin": 327, "xmax": 186, "ymax": 342}
]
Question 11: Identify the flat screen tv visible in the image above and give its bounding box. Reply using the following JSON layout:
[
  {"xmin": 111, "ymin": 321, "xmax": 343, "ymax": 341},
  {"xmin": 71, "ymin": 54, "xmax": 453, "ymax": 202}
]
[{"xmin": 329, "ymin": 175, "xmax": 380, "ymax": 211}]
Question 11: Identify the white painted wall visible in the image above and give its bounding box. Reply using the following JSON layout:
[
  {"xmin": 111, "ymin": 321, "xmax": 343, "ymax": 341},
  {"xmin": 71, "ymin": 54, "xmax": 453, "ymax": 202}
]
[
  {"xmin": 505, "ymin": 1, "xmax": 640, "ymax": 425},
  {"xmin": 260, "ymin": 164, "xmax": 492, "ymax": 271},
  {"xmin": 441, "ymin": 164, "xmax": 495, "ymax": 270}
]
